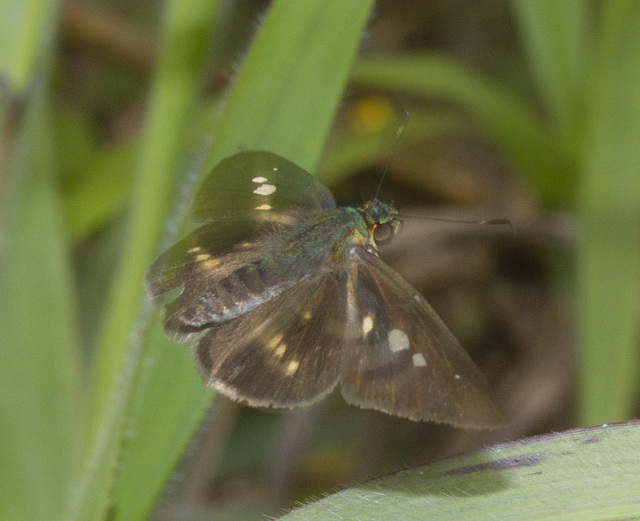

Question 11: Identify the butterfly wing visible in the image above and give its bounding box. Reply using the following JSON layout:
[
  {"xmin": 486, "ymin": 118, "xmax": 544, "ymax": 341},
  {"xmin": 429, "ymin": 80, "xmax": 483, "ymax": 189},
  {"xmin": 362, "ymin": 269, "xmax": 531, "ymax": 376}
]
[
  {"xmin": 341, "ymin": 252, "xmax": 503, "ymax": 427},
  {"xmin": 144, "ymin": 220, "xmax": 285, "ymax": 340},
  {"xmin": 192, "ymin": 271, "xmax": 346, "ymax": 407},
  {"xmin": 192, "ymin": 151, "xmax": 336, "ymax": 222},
  {"xmin": 145, "ymin": 151, "xmax": 337, "ymax": 340}
]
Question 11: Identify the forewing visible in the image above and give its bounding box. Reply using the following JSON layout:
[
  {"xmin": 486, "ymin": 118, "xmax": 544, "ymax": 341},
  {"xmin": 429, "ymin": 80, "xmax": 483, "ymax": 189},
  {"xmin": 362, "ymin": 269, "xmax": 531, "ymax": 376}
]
[
  {"xmin": 146, "ymin": 219, "xmax": 262, "ymax": 297},
  {"xmin": 192, "ymin": 151, "xmax": 336, "ymax": 222},
  {"xmin": 341, "ymin": 253, "xmax": 503, "ymax": 427},
  {"xmin": 146, "ymin": 151, "xmax": 336, "ymax": 340},
  {"xmin": 192, "ymin": 272, "xmax": 346, "ymax": 407},
  {"xmin": 144, "ymin": 219, "xmax": 303, "ymax": 341}
]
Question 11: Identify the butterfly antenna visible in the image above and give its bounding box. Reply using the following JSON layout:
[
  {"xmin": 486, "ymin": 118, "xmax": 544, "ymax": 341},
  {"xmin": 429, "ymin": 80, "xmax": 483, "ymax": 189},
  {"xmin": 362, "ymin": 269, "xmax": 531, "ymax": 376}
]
[
  {"xmin": 401, "ymin": 214, "xmax": 516, "ymax": 234},
  {"xmin": 374, "ymin": 105, "xmax": 409, "ymax": 202}
]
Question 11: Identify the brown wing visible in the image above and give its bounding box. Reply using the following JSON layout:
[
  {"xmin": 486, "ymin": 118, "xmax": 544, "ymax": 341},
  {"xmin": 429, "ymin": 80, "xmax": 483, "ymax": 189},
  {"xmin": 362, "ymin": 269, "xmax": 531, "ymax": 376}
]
[
  {"xmin": 340, "ymin": 253, "xmax": 504, "ymax": 427},
  {"xmin": 192, "ymin": 272, "xmax": 346, "ymax": 407}
]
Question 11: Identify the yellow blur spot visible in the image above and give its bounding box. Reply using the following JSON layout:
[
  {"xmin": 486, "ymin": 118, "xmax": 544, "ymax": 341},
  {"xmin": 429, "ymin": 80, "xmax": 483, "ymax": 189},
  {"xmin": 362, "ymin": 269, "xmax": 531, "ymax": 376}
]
[{"xmin": 347, "ymin": 95, "xmax": 395, "ymax": 134}]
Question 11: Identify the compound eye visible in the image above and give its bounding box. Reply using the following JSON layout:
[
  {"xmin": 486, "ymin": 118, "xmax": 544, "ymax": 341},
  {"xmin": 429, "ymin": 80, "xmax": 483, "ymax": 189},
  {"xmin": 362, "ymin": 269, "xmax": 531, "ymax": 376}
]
[{"xmin": 373, "ymin": 222, "xmax": 394, "ymax": 244}]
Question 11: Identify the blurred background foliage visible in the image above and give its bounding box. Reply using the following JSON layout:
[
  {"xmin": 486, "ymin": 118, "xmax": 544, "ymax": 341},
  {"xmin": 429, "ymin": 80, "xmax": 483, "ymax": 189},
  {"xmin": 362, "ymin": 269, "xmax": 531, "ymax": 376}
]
[{"xmin": 1, "ymin": 1, "xmax": 639, "ymax": 520}]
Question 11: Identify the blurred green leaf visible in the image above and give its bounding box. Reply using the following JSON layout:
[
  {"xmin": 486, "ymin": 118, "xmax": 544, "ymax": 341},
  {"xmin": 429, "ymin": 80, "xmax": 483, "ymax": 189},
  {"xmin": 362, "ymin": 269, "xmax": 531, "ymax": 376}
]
[
  {"xmin": 577, "ymin": 0, "xmax": 640, "ymax": 425},
  {"xmin": 0, "ymin": 91, "xmax": 82, "ymax": 521},
  {"xmin": 280, "ymin": 422, "xmax": 640, "ymax": 520},
  {"xmin": 64, "ymin": 140, "xmax": 137, "ymax": 239},
  {"xmin": 55, "ymin": 107, "xmax": 137, "ymax": 239},
  {"xmin": 1, "ymin": 2, "xmax": 82, "ymax": 521},
  {"xmin": 510, "ymin": 0, "xmax": 590, "ymax": 149},
  {"xmin": 199, "ymin": 1, "xmax": 375, "ymax": 172},
  {"xmin": 0, "ymin": 0, "xmax": 59, "ymax": 94}
]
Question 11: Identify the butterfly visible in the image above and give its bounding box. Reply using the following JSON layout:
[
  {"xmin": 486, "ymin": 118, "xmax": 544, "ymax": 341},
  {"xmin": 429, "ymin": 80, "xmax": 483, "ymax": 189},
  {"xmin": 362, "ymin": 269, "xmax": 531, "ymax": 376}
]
[{"xmin": 144, "ymin": 150, "xmax": 503, "ymax": 427}]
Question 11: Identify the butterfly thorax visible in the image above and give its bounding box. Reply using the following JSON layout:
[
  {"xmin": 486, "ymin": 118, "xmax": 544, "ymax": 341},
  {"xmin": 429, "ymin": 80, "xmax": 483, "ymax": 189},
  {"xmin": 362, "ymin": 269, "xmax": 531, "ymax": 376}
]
[{"xmin": 282, "ymin": 200, "xmax": 399, "ymax": 268}]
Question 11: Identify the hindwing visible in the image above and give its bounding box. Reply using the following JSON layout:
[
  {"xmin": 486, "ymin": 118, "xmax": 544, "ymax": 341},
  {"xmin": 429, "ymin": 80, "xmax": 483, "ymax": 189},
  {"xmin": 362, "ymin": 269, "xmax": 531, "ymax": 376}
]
[{"xmin": 192, "ymin": 273, "xmax": 346, "ymax": 407}]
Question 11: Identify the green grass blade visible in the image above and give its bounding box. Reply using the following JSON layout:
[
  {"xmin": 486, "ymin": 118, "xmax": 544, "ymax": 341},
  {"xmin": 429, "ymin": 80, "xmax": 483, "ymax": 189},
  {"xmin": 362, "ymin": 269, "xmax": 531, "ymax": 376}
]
[
  {"xmin": 352, "ymin": 53, "xmax": 574, "ymax": 205},
  {"xmin": 0, "ymin": 2, "xmax": 82, "ymax": 521},
  {"xmin": 510, "ymin": 0, "xmax": 590, "ymax": 148},
  {"xmin": 89, "ymin": 0, "xmax": 222, "ymax": 429},
  {"xmin": 67, "ymin": 1, "xmax": 222, "ymax": 520},
  {"xmin": 111, "ymin": 3, "xmax": 374, "ymax": 520},
  {"xmin": 577, "ymin": 1, "xmax": 640, "ymax": 426},
  {"xmin": 0, "ymin": 0, "xmax": 58, "ymax": 93},
  {"xmin": 280, "ymin": 422, "xmax": 640, "ymax": 520},
  {"xmin": 201, "ymin": 1, "xmax": 375, "ymax": 173},
  {"xmin": 0, "ymin": 83, "xmax": 82, "ymax": 521}
]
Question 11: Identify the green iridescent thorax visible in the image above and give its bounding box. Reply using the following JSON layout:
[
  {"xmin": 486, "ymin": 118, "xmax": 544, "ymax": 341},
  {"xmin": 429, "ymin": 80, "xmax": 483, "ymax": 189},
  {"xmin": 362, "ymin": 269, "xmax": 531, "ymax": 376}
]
[{"xmin": 285, "ymin": 201, "xmax": 400, "ymax": 269}]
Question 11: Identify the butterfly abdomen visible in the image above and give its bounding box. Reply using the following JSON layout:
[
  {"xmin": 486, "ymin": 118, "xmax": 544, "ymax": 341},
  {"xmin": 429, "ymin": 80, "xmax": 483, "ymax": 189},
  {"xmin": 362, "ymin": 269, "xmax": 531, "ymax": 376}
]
[{"xmin": 161, "ymin": 254, "xmax": 300, "ymax": 340}]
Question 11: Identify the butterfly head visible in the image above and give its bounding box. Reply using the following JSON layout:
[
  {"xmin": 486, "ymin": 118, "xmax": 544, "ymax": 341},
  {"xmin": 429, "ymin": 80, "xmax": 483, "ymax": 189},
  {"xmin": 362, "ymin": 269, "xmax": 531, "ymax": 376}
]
[{"xmin": 358, "ymin": 200, "xmax": 401, "ymax": 255}]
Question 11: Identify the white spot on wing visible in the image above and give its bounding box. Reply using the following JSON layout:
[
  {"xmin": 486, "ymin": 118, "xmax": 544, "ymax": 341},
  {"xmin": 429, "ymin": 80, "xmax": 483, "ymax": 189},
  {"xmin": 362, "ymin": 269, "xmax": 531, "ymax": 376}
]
[
  {"xmin": 286, "ymin": 360, "xmax": 299, "ymax": 375},
  {"xmin": 362, "ymin": 315, "xmax": 374, "ymax": 335},
  {"xmin": 195, "ymin": 255, "xmax": 220, "ymax": 269},
  {"xmin": 412, "ymin": 353, "xmax": 427, "ymax": 367},
  {"xmin": 267, "ymin": 333, "xmax": 284, "ymax": 349},
  {"xmin": 388, "ymin": 329, "xmax": 410, "ymax": 352},
  {"xmin": 253, "ymin": 183, "xmax": 276, "ymax": 196},
  {"xmin": 255, "ymin": 204, "xmax": 272, "ymax": 210},
  {"xmin": 252, "ymin": 176, "xmax": 268, "ymax": 183}
]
